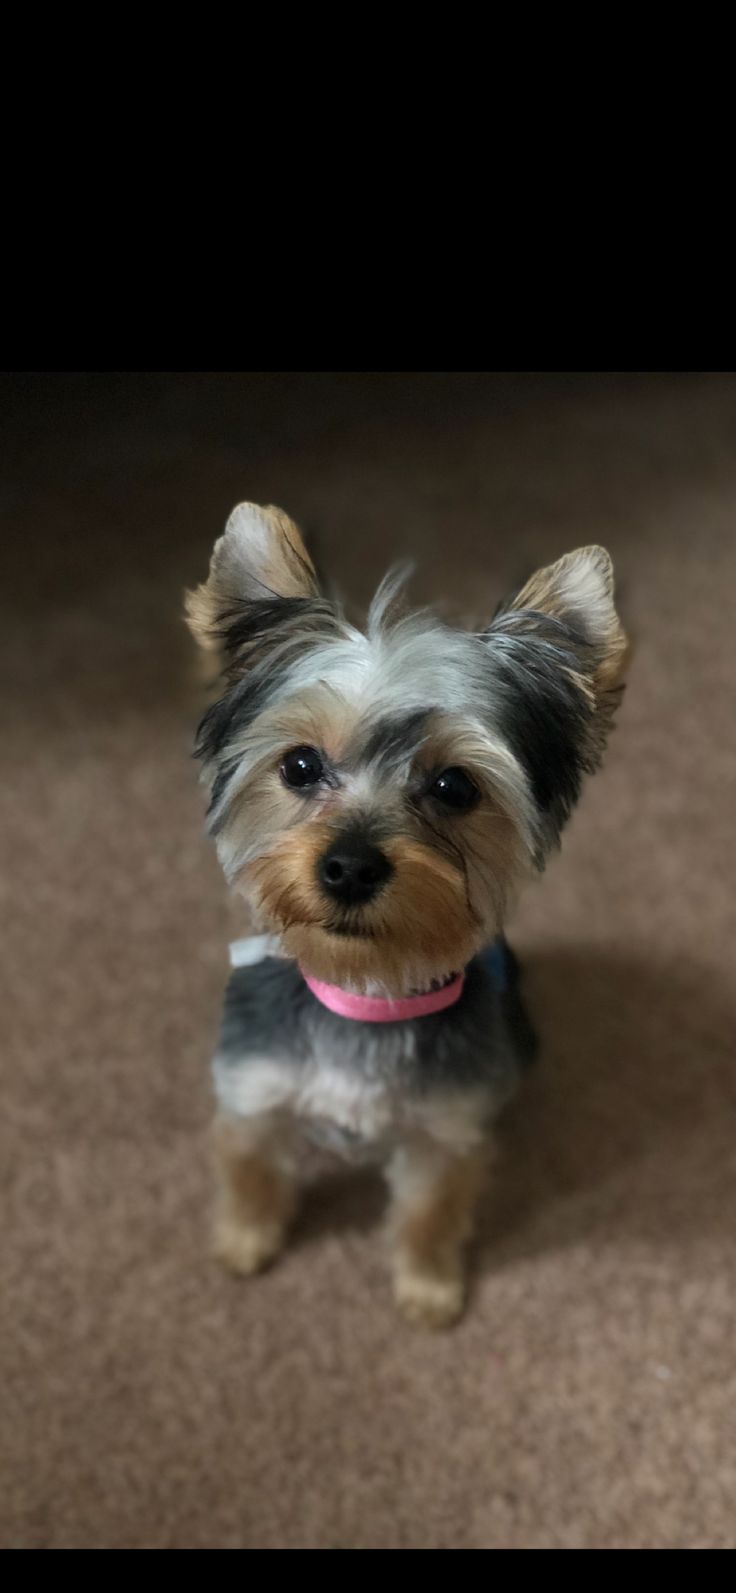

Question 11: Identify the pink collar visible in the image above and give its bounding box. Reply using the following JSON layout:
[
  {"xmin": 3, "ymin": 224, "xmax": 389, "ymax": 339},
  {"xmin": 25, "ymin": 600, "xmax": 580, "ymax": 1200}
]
[{"xmin": 301, "ymin": 969, "xmax": 465, "ymax": 1023}]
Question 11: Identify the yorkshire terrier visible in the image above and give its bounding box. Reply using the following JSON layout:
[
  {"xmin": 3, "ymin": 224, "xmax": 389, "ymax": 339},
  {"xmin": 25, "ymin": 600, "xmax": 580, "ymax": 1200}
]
[{"xmin": 186, "ymin": 503, "xmax": 627, "ymax": 1327}]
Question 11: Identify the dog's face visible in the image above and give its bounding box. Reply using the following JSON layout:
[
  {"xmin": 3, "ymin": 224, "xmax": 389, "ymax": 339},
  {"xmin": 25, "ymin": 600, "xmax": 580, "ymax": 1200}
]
[{"xmin": 187, "ymin": 505, "xmax": 627, "ymax": 995}]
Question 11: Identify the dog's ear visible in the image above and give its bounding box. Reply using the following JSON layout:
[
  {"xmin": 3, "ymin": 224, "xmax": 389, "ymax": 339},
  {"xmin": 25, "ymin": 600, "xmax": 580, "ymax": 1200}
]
[
  {"xmin": 485, "ymin": 547, "xmax": 629, "ymax": 849},
  {"xmin": 185, "ymin": 502, "xmax": 319, "ymax": 651},
  {"xmin": 491, "ymin": 545, "xmax": 628, "ymax": 691}
]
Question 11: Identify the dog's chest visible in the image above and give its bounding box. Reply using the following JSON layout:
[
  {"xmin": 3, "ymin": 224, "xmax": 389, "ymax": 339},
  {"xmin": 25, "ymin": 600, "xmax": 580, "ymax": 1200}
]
[
  {"xmin": 213, "ymin": 1036, "xmax": 488, "ymax": 1159},
  {"xmin": 215, "ymin": 1036, "xmax": 412, "ymax": 1144},
  {"xmin": 212, "ymin": 952, "xmax": 519, "ymax": 1158},
  {"xmin": 295, "ymin": 1063, "xmax": 402, "ymax": 1159}
]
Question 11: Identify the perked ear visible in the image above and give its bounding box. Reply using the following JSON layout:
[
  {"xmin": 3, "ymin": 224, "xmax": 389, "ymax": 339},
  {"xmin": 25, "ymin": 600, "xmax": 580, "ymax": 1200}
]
[
  {"xmin": 499, "ymin": 545, "xmax": 628, "ymax": 691},
  {"xmin": 485, "ymin": 546, "xmax": 629, "ymax": 850},
  {"xmin": 185, "ymin": 502, "xmax": 319, "ymax": 650}
]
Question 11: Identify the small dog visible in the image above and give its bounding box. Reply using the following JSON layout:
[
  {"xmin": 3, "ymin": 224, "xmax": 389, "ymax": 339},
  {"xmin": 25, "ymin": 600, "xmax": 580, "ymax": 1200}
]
[{"xmin": 186, "ymin": 503, "xmax": 627, "ymax": 1327}]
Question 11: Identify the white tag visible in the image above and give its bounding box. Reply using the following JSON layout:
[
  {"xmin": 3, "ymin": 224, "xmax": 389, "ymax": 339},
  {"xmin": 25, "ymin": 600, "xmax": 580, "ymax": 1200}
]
[{"xmin": 228, "ymin": 934, "xmax": 282, "ymax": 968}]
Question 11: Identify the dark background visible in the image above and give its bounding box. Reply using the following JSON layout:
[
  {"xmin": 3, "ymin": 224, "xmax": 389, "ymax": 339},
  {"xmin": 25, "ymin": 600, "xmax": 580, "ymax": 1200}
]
[{"xmin": 2, "ymin": 372, "xmax": 734, "ymax": 1548}]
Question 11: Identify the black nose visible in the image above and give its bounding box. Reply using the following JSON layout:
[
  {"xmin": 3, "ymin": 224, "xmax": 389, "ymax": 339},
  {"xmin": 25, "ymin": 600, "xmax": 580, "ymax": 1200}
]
[{"xmin": 318, "ymin": 839, "xmax": 393, "ymax": 906}]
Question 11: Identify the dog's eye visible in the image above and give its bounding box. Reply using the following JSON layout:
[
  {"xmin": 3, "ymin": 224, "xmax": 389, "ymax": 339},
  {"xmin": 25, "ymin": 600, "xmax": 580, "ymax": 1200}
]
[
  {"xmin": 428, "ymin": 767, "xmax": 479, "ymax": 811},
  {"xmin": 280, "ymin": 745, "xmax": 325, "ymax": 790}
]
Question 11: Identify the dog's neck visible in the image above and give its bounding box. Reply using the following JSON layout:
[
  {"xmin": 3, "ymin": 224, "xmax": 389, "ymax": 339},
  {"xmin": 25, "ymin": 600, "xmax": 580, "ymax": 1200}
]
[
  {"xmin": 300, "ymin": 968, "xmax": 465, "ymax": 1023},
  {"xmin": 227, "ymin": 936, "xmax": 465, "ymax": 1014}
]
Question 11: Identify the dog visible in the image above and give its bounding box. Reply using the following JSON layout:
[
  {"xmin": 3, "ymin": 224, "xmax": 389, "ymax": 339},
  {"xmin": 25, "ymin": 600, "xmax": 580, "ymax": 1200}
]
[{"xmin": 185, "ymin": 503, "xmax": 627, "ymax": 1327}]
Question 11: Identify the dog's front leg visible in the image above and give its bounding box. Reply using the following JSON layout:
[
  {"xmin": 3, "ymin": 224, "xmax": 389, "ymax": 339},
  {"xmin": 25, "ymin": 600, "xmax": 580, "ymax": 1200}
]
[
  {"xmin": 387, "ymin": 1134, "xmax": 489, "ymax": 1329},
  {"xmin": 211, "ymin": 1109, "xmax": 298, "ymax": 1276}
]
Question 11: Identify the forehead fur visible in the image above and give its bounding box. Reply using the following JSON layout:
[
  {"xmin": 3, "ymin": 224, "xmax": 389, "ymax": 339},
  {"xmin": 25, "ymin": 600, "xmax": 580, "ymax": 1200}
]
[
  {"xmin": 192, "ymin": 541, "xmax": 626, "ymax": 873},
  {"xmin": 198, "ymin": 599, "xmax": 528, "ymax": 759},
  {"xmin": 196, "ymin": 603, "xmax": 539, "ymax": 869}
]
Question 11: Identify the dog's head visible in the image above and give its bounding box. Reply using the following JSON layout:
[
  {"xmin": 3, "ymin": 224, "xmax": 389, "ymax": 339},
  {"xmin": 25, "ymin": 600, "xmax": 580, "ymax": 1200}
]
[{"xmin": 186, "ymin": 504, "xmax": 627, "ymax": 995}]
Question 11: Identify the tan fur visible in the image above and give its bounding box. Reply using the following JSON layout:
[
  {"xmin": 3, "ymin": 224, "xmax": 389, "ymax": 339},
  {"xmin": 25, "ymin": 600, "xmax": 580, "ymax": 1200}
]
[
  {"xmin": 510, "ymin": 544, "xmax": 629, "ymax": 691},
  {"xmin": 210, "ymin": 687, "xmax": 366, "ymax": 881},
  {"xmin": 211, "ymin": 1112, "xmax": 298, "ymax": 1275},
  {"xmin": 388, "ymin": 1138, "xmax": 489, "ymax": 1327},
  {"xmin": 185, "ymin": 503, "xmax": 317, "ymax": 651},
  {"xmin": 247, "ymin": 827, "xmax": 481, "ymax": 996},
  {"xmin": 230, "ymin": 712, "xmax": 532, "ymax": 995},
  {"xmin": 414, "ymin": 719, "xmax": 537, "ymax": 862}
]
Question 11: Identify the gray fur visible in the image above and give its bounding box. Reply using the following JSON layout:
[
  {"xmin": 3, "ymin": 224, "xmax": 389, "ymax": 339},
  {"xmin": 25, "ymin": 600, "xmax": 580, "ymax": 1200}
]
[
  {"xmin": 193, "ymin": 542, "xmax": 622, "ymax": 1161},
  {"xmin": 213, "ymin": 942, "xmax": 537, "ymax": 1153},
  {"xmin": 196, "ymin": 598, "xmax": 615, "ymax": 876}
]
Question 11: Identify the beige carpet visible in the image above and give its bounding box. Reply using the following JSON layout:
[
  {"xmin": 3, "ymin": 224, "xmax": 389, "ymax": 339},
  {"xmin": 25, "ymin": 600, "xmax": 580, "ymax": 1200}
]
[{"xmin": 2, "ymin": 372, "xmax": 734, "ymax": 1549}]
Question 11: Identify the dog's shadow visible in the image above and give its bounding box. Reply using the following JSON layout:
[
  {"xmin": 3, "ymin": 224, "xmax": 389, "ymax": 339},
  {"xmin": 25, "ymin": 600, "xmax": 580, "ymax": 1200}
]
[{"xmin": 292, "ymin": 947, "xmax": 735, "ymax": 1265}]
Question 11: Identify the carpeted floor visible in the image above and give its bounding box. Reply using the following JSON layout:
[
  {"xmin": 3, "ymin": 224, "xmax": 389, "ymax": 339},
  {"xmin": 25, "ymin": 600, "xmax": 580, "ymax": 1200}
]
[{"xmin": 2, "ymin": 372, "xmax": 735, "ymax": 1549}]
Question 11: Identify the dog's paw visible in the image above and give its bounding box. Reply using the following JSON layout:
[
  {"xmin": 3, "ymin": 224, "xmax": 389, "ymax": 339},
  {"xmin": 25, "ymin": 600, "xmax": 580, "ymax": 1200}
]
[
  {"xmin": 212, "ymin": 1218, "xmax": 286, "ymax": 1277},
  {"xmin": 393, "ymin": 1266, "xmax": 465, "ymax": 1329}
]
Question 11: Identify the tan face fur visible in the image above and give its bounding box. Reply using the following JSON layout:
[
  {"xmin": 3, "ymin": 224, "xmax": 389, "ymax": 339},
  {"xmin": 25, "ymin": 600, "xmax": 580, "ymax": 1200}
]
[{"xmin": 187, "ymin": 504, "xmax": 627, "ymax": 996}]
